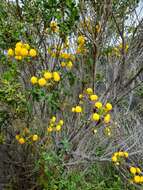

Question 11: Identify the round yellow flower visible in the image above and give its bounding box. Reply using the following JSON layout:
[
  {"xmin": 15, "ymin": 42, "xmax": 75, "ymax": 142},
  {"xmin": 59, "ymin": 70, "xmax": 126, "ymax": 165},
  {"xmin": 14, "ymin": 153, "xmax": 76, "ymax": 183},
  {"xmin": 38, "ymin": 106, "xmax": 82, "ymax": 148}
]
[
  {"xmin": 53, "ymin": 72, "xmax": 60, "ymax": 82},
  {"xmin": 67, "ymin": 61, "xmax": 73, "ymax": 69},
  {"xmin": 130, "ymin": 167, "xmax": 137, "ymax": 175},
  {"xmin": 21, "ymin": 48, "xmax": 28, "ymax": 56},
  {"xmin": 86, "ymin": 88, "xmax": 93, "ymax": 95},
  {"xmin": 90, "ymin": 94, "xmax": 98, "ymax": 101},
  {"xmin": 79, "ymin": 94, "xmax": 83, "ymax": 99},
  {"xmin": 112, "ymin": 156, "xmax": 117, "ymax": 162},
  {"xmin": 134, "ymin": 175, "xmax": 141, "ymax": 183},
  {"xmin": 16, "ymin": 42, "xmax": 23, "ymax": 47},
  {"xmin": 136, "ymin": 168, "xmax": 141, "ymax": 174},
  {"xmin": 44, "ymin": 71, "xmax": 52, "ymax": 80},
  {"xmin": 29, "ymin": 49, "xmax": 37, "ymax": 57},
  {"xmin": 104, "ymin": 114, "xmax": 111, "ymax": 124},
  {"xmin": 124, "ymin": 152, "xmax": 129, "ymax": 158},
  {"xmin": 61, "ymin": 62, "xmax": 66, "ymax": 67},
  {"xmin": 92, "ymin": 113, "xmax": 100, "ymax": 121},
  {"xmin": 72, "ymin": 107, "xmax": 75, "ymax": 112},
  {"xmin": 7, "ymin": 48, "xmax": 14, "ymax": 56},
  {"xmin": 140, "ymin": 176, "xmax": 143, "ymax": 183},
  {"xmin": 95, "ymin": 101, "xmax": 102, "ymax": 109},
  {"xmin": 118, "ymin": 151, "xmax": 124, "ymax": 157},
  {"xmin": 59, "ymin": 120, "xmax": 64, "ymax": 126},
  {"xmin": 15, "ymin": 135, "xmax": 20, "ymax": 140},
  {"xmin": 32, "ymin": 134, "xmax": 38, "ymax": 141},
  {"xmin": 56, "ymin": 125, "xmax": 61, "ymax": 131},
  {"xmin": 15, "ymin": 46, "xmax": 22, "ymax": 55},
  {"xmin": 31, "ymin": 76, "xmax": 38, "ymax": 85},
  {"xmin": 51, "ymin": 116, "xmax": 56, "ymax": 123},
  {"xmin": 105, "ymin": 103, "xmax": 112, "ymax": 111},
  {"xmin": 23, "ymin": 43, "xmax": 30, "ymax": 50},
  {"xmin": 47, "ymin": 127, "xmax": 53, "ymax": 132},
  {"xmin": 113, "ymin": 152, "xmax": 119, "ymax": 157},
  {"xmin": 38, "ymin": 78, "xmax": 47, "ymax": 87},
  {"xmin": 18, "ymin": 137, "xmax": 25, "ymax": 144},
  {"xmin": 75, "ymin": 106, "xmax": 82, "ymax": 113}
]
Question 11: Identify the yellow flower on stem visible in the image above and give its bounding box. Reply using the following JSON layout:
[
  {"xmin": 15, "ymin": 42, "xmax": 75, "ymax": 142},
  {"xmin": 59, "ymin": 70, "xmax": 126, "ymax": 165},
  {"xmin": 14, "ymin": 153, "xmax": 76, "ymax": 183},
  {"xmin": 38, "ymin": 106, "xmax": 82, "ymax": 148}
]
[
  {"xmin": 29, "ymin": 49, "xmax": 37, "ymax": 57},
  {"xmin": 7, "ymin": 48, "xmax": 14, "ymax": 56},
  {"xmin": 105, "ymin": 103, "xmax": 112, "ymax": 111},
  {"xmin": 32, "ymin": 134, "xmax": 38, "ymax": 141},
  {"xmin": 18, "ymin": 137, "xmax": 25, "ymax": 144},
  {"xmin": 44, "ymin": 71, "xmax": 52, "ymax": 80},
  {"xmin": 21, "ymin": 48, "xmax": 28, "ymax": 56},
  {"xmin": 53, "ymin": 72, "xmax": 60, "ymax": 82},
  {"xmin": 130, "ymin": 167, "xmax": 137, "ymax": 175},
  {"xmin": 111, "ymin": 156, "xmax": 117, "ymax": 162},
  {"xmin": 86, "ymin": 88, "xmax": 93, "ymax": 95},
  {"xmin": 134, "ymin": 175, "xmax": 141, "ymax": 183},
  {"xmin": 56, "ymin": 125, "xmax": 61, "ymax": 131},
  {"xmin": 30, "ymin": 76, "xmax": 38, "ymax": 85},
  {"xmin": 104, "ymin": 114, "xmax": 111, "ymax": 124},
  {"xmin": 92, "ymin": 113, "xmax": 100, "ymax": 121},
  {"xmin": 38, "ymin": 78, "xmax": 47, "ymax": 87},
  {"xmin": 95, "ymin": 101, "xmax": 102, "ymax": 109},
  {"xmin": 90, "ymin": 94, "xmax": 98, "ymax": 101},
  {"xmin": 75, "ymin": 106, "xmax": 82, "ymax": 113}
]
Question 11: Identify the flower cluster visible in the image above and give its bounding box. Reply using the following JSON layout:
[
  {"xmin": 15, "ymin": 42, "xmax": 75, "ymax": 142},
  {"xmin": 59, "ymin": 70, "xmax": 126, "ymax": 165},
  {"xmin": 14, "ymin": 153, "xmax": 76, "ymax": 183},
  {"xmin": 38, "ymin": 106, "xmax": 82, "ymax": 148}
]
[
  {"xmin": 7, "ymin": 41, "xmax": 37, "ymax": 60},
  {"xmin": 30, "ymin": 71, "xmax": 61, "ymax": 87},
  {"xmin": 61, "ymin": 61, "xmax": 73, "ymax": 69},
  {"xmin": 47, "ymin": 116, "xmax": 64, "ymax": 132},
  {"xmin": 15, "ymin": 128, "xmax": 39, "ymax": 144},
  {"xmin": 76, "ymin": 35, "xmax": 86, "ymax": 54},
  {"xmin": 111, "ymin": 151, "xmax": 129, "ymax": 164},
  {"xmin": 130, "ymin": 167, "xmax": 143, "ymax": 184}
]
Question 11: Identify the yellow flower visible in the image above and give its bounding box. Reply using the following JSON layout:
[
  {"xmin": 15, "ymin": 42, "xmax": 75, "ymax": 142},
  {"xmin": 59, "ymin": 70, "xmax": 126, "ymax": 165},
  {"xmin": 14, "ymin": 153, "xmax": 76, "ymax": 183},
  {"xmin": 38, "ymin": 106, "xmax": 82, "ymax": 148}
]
[
  {"xmin": 38, "ymin": 78, "xmax": 47, "ymax": 87},
  {"xmin": 53, "ymin": 72, "xmax": 60, "ymax": 82},
  {"xmin": 90, "ymin": 94, "xmax": 98, "ymax": 101},
  {"xmin": 51, "ymin": 116, "xmax": 56, "ymax": 123},
  {"xmin": 136, "ymin": 168, "xmax": 141, "ymax": 174},
  {"xmin": 104, "ymin": 114, "xmax": 111, "ymax": 123},
  {"xmin": 95, "ymin": 101, "xmax": 102, "ymax": 109},
  {"xmin": 7, "ymin": 48, "xmax": 14, "ymax": 56},
  {"xmin": 130, "ymin": 167, "xmax": 137, "ymax": 175},
  {"xmin": 92, "ymin": 113, "xmax": 100, "ymax": 121},
  {"xmin": 61, "ymin": 62, "xmax": 66, "ymax": 67},
  {"xmin": 15, "ymin": 135, "xmax": 20, "ymax": 140},
  {"xmin": 67, "ymin": 61, "xmax": 73, "ymax": 69},
  {"xmin": 77, "ymin": 35, "xmax": 85, "ymax": 45},
  {"xmin": 29, "ymin": 49, "xmax": 37, "ymax": 57},
  {"xmin": 140, "ymin": 176, "xmax": 143, "ymax": 183},
  {"xmin": 112, "ymin": 156, "xmax": 117, "ymax": 162},
  {"xmin": 18, "ymin": 137, "xmax": 25, "ymax": 144},
  {"xmin": 23, "ymin": 43, "xmax": 30, "ymax": 50},
  {"xmin": 60, "ymin": 52, "xmax": 70, "ymax": 59},
  {"xmin": 72, "ymin": 107, "xmax": 75, "ymax": 112},
  {"xmin": 15, "ymin": 56, "xmax": 22, "ymax": 60},
  {"xmin": 32, "ymin": 134, "xmax": 38, "ymax": 141},
  {"xmin": 21, "ymin": 48, "xmax": 28, "ymax": 56},
  {"xmin": 59, "ymin": 120, "xmax": 64, "ymax": 126},
  {"xmin": 134, "ymin": 175, "xmax": 141, "ymax": 183},
  {"xmin": 47, "ymin": 127, "xmax": 53, "ymax": 132},
  {"xmin": 114, "ymin": 152, "xmax": 119, "ymax": 157},
  {"xmin": 31, "ymin": 76, "xmax": 38, "ymax": 85},
  {"xmin": 16, "ymin": 42, "xmax": 23, "ymax": 47},
  {"xmin": 118, "ymin": 151, "xmax": 124, "ymax": 157},
  {"xmin": 44, "ymin": 71, "xmax": 52, "ymax": 80},
  {"xmin": 124, "ymin": 152, "xmax": 129, "ymax": 158},
  {"xmin": 56, "ymin": 125, "xmax": 61, "ymax": 131},
  {"xmin": 79, "ymin": 94, "xmax": 83, "ymax": 99},
  {"xmin": 15, "ymin": 46, "xmax": 22, "ymax": 55},
  {"xmin": 86, "ymin": 88, "xmax": 93, "ymax": 95},
  {"xmin": 105, "ymin": 103, "xmax": 112, "ymax": 111},
  {"xmin": 75, "ymin": 106, "xmax": 82, "ymax": 113}
]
